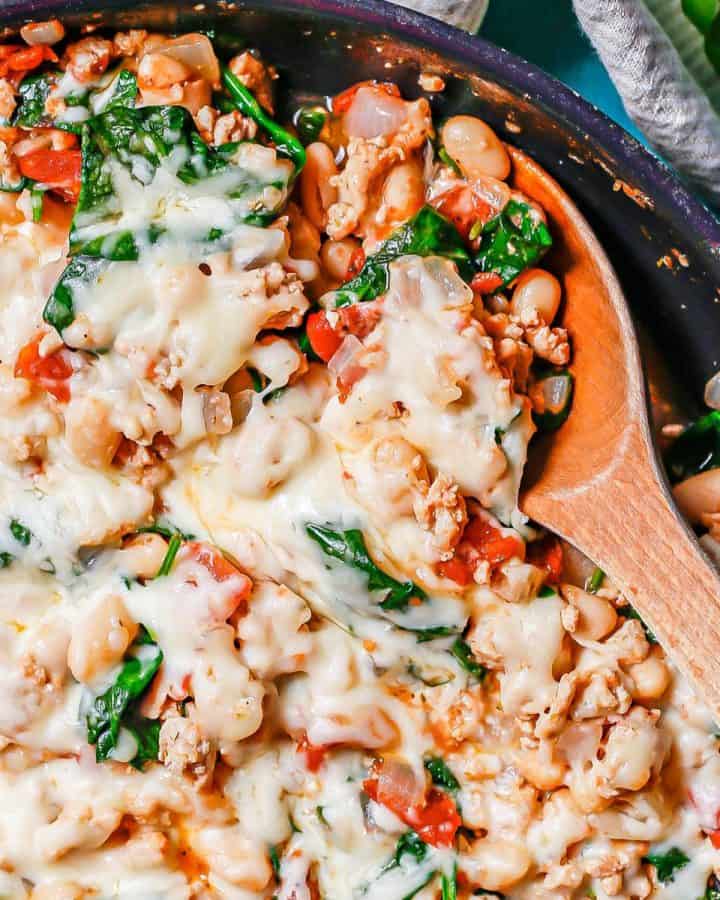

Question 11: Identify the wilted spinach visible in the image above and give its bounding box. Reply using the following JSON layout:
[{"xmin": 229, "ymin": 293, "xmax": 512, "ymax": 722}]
[
  {"xmin": 334, "ymin": 206, "xmax": 473, "ymax": 307},
  {"xmin": 305, "ymin": 523, "xmax": 426, "ymax": 610},
  {"xmin": 86, "ymin": 625, "xmax": 163, "ymax": 768},
  {"xmin": 474, "ymin": 199, "xmax": 553, "ymax": 287}
]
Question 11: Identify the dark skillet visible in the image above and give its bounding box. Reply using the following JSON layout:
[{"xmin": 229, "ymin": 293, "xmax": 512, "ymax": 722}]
[{"xmin": 2, "ymin": 0, "xmax": 719, "ymax": 410}]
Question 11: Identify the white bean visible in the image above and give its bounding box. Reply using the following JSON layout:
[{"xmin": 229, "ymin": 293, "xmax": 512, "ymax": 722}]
[
  {"xmin": 20, "ymin": 19, "xmax": 65, "ymax": 46},
  {"xmin": 380, "ymin": 158, "xmax": 425, "ymax": 224},
  {"xmin": 64, "ymin": 397, "xmax": 121, "ymax": 469},
  {"xmin": 511, "ymin": 268, "xmax": 562, "ymax": 323},
  {"xmin": 117, "ymin": 533, "xmax": 168, "ymax": 580},
  {"xmin": 673, "ymin": 468, "xmax": 720, "ymax": 523},
  {"xmin": 628, "ymin": 651, "xmax": 671, "ymax": 702},
  {"xmin": 441, "ymin": 115, "xmax": 511, "ymax": 181},
  {"xmin": 320, "ymin": 237, "xmax": 361, "ymax": 282},
  {"xmin": 68, "ymin": 594, "xmax": 138, "ymax": 683},
  {"xmin": 562, "ymin": 584, "xmax": 617, "ymax": 641},
  {"xmin": 461, "ymin": 838, "xmax": 531, "ymax": 892},
  {"xmin": 300, "ymin": 142, "xmax": 338, "ymax": 230}
]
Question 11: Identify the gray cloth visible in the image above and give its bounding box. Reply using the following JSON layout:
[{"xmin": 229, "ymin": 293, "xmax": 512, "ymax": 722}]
[
  {"xmin": 573, "ymin": 0, "xmax": 720, "ymax": 206},
  {"xmin": 390, "ymin": 0, "xmax": 488, "ymax": 33},
  {"xmin": 396, "ymin": 0, "xmax": 720, "ymax": 206}
]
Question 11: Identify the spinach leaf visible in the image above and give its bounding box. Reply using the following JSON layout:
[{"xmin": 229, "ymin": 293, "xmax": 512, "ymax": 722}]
[
  {"xmin": 474, "ymin": 199, "xmax": 553, "ymax": 287},
  {"xmin": 0, "ymin": 552, "xmax": 14, "ymax": 568},
  {"xmin": 450, "ymin": 638, "xmax": 486, "ymax": 680},
  {"xmin": 269, "ymin": 844, "xmax": 281, "ymax": 878},
  {"xmin": 156, "ymin": 533, "xmax": 182, "ymax": 578},
  {"xmin": 441, "ymin": 865, "xmax": 458, "ymax": 900},
  {"xmin": 424, "ymin": 757, "xmax": 460, "ymax": 793},
  {"xmin": 406, "ymin": 662, "xmax": 452, "ymax": 688},
  {"xmin": 69, "ymin": 104, "xmax": 289, "ymax": 257},
  {"xmin": 665, "ymin": 410, "xmax": 720, "ymax": 483},
  {"xmin": 586, "ymin": 566, "xmax": 605, "ymax": 593},
  {"xmin": 643, "ymin": 847, "xmax": 690, "ymax": 883},
  {"xmin": 295, "ymin": 105, "xmax": 328, "ymax": 145},
  {"xmin": 334, "ymin": 206, "xmax": 473, "ymax": 307},
  {"xmin": 617, "ymin": 603, "xmax": 657, "ymax": 644},
  {"xmin": 305, "ymin": 523, "xmax": 426, "ymax": 610},
  {"xmin": 391, "ymin": 831, "xmax": 428, "ymax": 867},
  {"xmin": 137, "ymin": 520, "xmax": 195, "ymax": 541},
  {"xmin": 86, "ymin": 625, "xmax": 163, "ymax": 767},
  {"xmin": 316, "ymin": 805, "xmax": 330, "ymax": 827},
  {"xmin": 701, "ymin": 874, "xmax": 720, "ymax": 900},
  {"xmin": 30, "ymin": 185, "xmax": 45, "ymax": 223},
  {"xmin": 124, "ymin": 717, "xmax": 161, "ymax": 770},
  {"xmin": 405, "ymin": 625, "xmax": 462, "ymax": 643},
  {"xmin": 0, "ymin": 172, "xmax": 28, "ymax": 192},
  {"xmin": 10, "ymin": 518, "xmax": 31, "ymax": 546},
  {"xmin": 43, "ymin": 256, "xmax": 108, "ymax": 334},
  {"xmin": 437, "ymin": 146, "xmax": 462, "ymax": 176},
  {"xmin": 222, "ymin": 66, "xmax": 306, "ymax": 171},
  {"xmin": 45, "ymin": 98, "xmax": 292, "ymax": 333},
  {"xmin": 102, "ymin": 69, "xmax": 139, "ymax": 112},
  {"xmin": 14, "ymin": 72, "xmax": 57, "ymax": 129},
  {"xmin": 14, "ymin": 70, "xmax": 90, "ymax": 133},
  {"xmin": 375, "ymin": 831, "xmax": 435, "ymax": 900}
]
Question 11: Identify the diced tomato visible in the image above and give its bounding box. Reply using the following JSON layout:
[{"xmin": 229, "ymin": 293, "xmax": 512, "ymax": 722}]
[
  {"xmin": 297, "ymin": 733, "xmax": 331, "ymax": 772},
  {"xmin": 527, "ymin": 535, "xmax": 564, "ymax": 583},
  {"xmin": 437, "ymin": 556, "xmax": 474, "ymax": 587},
  {"xmin": 306, "ymin": 310, "xmax": 343, "ymax": 363},
  {"xmin": 0, "ymin": 45, "xmax": 23, "ymax": 60},
  {"xmin": 471, "ymin": 271, "xmax": 504, "ymax": 295},
  {"xmin": 462, "ymin": 516, "xmax": 525, "ymax": 567},
  {"xmin": 17, "ymin": 149, "xmax": 82, "ymax": 202},
  {"xmin": 437, "ymin": 516, "xmax": 523, "ymax": 584},
  {"xmin": 180, "ymin": 541, "xmax": 252, "ymax": 616},
  {"xmin": 709, "ymin": 830, "xmax": 720, "ymax": 850},
  {"xmin": 14, "ymin": 333, "xmax": 73, "ymax": 402},
  {"xmin": 332, "ymin": 80, "xmax": 401, "ymax": 114},
  {"xmin": 408, "ymin": 789, "xmax": 462, "ymax": 847},
  {"xmin": 306, "ymin": 303, "xmax": 382, "ymax": 364},
  {"xmin": 364, "ymin": 776, "xmax": 461, "ymax": 848},
  {"xmin": 345, "ymin": 246, "xmax": 366, "ymax": 279},
  {"xmin": 339, "ymin": 302, "xmax": 382, "ymax": 339},
  {"xmin": 430, "ymin": 185, "xmax": 494, "ymax": 240},
  {"xmin": 0, "ymin": 44, "xmax": 57, "ymax": 79}
]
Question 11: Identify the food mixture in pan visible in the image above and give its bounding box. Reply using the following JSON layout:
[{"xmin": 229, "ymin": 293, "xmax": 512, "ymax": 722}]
[{"xmin": 0, "ymin": 20, "xmax": 719, "ymax": 900}]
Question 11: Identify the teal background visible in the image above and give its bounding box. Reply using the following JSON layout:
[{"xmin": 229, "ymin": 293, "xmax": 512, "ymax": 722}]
[{"xmin": 481, "ymin": 0, "xmax": 646, "ymax": 144}]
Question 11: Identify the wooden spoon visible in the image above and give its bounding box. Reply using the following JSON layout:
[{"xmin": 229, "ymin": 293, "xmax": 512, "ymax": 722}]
[{"xmin": 510, "ymin": 145, "xmax": 720, "ymax": 720}]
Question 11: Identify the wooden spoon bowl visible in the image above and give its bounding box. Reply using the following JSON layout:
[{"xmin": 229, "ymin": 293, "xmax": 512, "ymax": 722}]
[{"xmin": 510, "ymin": 144, "xmax": 720, "ymax": 719}]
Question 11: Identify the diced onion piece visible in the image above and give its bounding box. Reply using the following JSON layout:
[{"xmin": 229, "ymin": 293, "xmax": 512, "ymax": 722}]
[
  {"xmin": 705, "ymin": 371, "xmax": 720, "ymax": 410},
  {"xmin": 20, "ymin": 19, "xmax": 65, "ymax": 46},
  {"xmin": 343, "ymin": 86, "xmax": 408, "ymax": 139},
  {"xmin": 153, "ymin": 33, "xmax": 220, "ymax": 86},
  {"xmin": 328, "ymin": 333, "xmax": 367, "ymax": 400},
  {"xmin": 370, "ymin": 758, "xmax": 426, "ymax": 812},
  {"xmin": 327, "ymin": 333, "xmax": 364, "ymax": 379},
  {"xmin": 542, "ymin": 374, "xmax": 571, "ymax": 416},
  {"xmin": 532, "ymin": 371, "xmax": 574, "ymax": 432},
  {"xmin": 200, "ymin": 388, "xmax": 233, "ymax": 435}
]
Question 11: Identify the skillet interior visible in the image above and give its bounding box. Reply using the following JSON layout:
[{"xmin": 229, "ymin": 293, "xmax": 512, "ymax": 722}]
[{"xmin": 1, "ymin": 0, "xmax": 718, "ymax": 417}]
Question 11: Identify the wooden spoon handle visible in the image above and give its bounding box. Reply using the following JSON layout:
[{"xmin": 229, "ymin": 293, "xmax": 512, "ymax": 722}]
[{"xmin": 541, "ymin": 422, "xmax": 720, "ymax": 711}]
